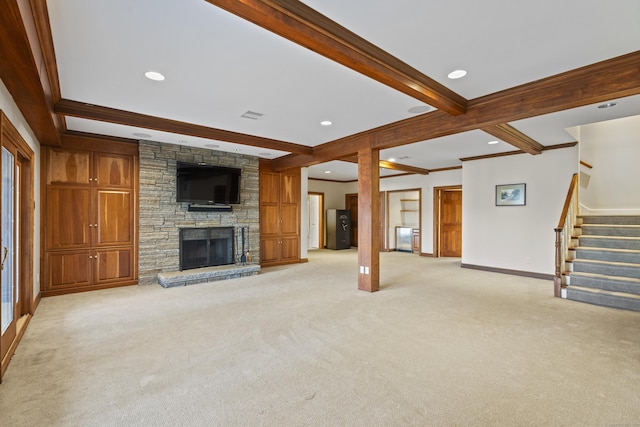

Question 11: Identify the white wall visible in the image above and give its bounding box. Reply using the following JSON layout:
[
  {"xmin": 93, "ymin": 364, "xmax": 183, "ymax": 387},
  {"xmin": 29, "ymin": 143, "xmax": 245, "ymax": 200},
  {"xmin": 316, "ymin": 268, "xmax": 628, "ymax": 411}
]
[
  {"xmin": 0, "ymin": 78, "xmax": 42, "ymax": 299},
  {"xmin": 462, "ymin": 147, "xmax": 578, "ymax": 275},
  {"xmin": 578, "ymin": 115, "xmax": 640, "ymax": 215}
]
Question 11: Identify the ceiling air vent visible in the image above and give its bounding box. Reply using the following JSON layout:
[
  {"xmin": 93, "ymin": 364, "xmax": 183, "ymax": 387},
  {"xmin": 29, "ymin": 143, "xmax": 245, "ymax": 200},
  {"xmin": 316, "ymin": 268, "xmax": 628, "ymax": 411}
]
[{"xmin": 241, "ymin": 110, "xmax": 265, "ymax": 120}]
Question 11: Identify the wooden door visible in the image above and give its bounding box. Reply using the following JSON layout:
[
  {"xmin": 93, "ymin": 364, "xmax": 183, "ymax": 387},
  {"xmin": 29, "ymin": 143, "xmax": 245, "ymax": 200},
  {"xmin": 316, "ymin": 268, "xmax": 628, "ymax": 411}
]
[
  {"xmin": 345, "ymin": 193, "xmax": 358, "ymax": 247},
  {"xmin": 46, "ymin": 149, "xmax": 91, "ymax": 185},
  {"xmin": 440, "ymin": 190, "xmax": 462, "ymax": 257},
  {"xmin": 45, "ymin": 187, "xmax": 92, "ymax": 250},
  {"xmin": 96, "ymin": 190, "xmax": 133, "ymax": 246}
]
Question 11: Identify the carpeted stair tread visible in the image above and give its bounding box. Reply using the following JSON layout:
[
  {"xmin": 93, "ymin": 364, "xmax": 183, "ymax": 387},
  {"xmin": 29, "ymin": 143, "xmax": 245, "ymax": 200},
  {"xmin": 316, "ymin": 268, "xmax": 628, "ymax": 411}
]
[
  {"xmin": 568, "ymin": 272, "xmax": 640, "ymax": 295},
  {"xmin": 569, "ymin": 271, "xmax": 640, "ymax": 283},
  {"xmin": 578, "ymin": 224, "xmax": 640, "ymax": 237},
  {"xmin": 566, "ymin": 286, "xmax": 640, "ymax": 311},
  {"xmin": 571, "ymin": 258, "xmax": 640, "ymax": 268},
  {"xmin": 578, "ymin": 215, "xmax": 640, "ymax": 225},
  {"xmin": 573, "ymin": 247, "xmax": 640, "ymax": 264}
]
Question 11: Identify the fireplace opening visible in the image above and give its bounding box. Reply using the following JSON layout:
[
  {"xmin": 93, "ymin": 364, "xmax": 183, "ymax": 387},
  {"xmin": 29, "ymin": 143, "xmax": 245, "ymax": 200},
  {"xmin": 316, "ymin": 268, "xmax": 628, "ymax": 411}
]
[{"xmin": 179, "ymin": 227, "xmax": 234, "ymax": 270}]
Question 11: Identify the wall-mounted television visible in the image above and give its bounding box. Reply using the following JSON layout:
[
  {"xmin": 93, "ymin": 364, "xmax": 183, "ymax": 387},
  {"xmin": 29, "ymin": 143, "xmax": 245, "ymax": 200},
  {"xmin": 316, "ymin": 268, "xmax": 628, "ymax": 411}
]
[{"xmin": 176, "ymin": 162, "xmax": 241, "ymax": 205}]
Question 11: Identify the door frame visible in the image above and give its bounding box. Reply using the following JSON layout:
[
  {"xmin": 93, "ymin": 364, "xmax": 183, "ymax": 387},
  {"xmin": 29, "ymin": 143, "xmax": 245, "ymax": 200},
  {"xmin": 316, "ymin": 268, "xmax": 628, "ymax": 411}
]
[
  {"xmin": 433, "ymin": 185, "xmax": 462, "ymax": 258},
  {"xmin": 308, "ymin": 192, "xmax": 324, "ymax": 249},
  {"xmin": 0, "ymin": 112, "xmax": 34, "ymax": 381}
]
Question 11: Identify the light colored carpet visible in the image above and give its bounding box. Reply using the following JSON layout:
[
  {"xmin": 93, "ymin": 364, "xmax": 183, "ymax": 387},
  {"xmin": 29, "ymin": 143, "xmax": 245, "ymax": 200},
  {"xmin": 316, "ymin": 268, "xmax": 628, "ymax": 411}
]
[{"xmin": 1, "ymin": 249, "xmax": 639, "ymax": 426}]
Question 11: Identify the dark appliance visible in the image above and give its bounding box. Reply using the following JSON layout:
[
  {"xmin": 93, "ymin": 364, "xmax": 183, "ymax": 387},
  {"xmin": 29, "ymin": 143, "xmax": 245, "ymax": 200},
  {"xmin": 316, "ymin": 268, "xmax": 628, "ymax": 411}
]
[{"xmin": 326, "ymin": 209, "xmax": 351, "ymax": 250}]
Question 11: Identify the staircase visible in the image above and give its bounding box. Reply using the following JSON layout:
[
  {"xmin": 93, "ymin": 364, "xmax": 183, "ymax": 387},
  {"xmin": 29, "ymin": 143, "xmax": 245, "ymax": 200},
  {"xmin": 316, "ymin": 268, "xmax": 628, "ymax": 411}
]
[{"xmin": 565, "ymin": 215, "xmax": 640, "ymax": 311}]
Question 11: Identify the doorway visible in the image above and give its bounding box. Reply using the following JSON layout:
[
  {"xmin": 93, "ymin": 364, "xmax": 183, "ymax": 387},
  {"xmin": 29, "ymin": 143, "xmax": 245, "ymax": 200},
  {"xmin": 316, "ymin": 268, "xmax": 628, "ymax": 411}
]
[
  {"xmin": 0, "ymin": 113, "xmax": 34, "ymax": 381},
  {"xmin": 434, "ymin": 186, "xmax": 462, "ymax": 257},
  {"xmin": 308, "ymin": 192, "xmax": 324, "ymax": 250}
]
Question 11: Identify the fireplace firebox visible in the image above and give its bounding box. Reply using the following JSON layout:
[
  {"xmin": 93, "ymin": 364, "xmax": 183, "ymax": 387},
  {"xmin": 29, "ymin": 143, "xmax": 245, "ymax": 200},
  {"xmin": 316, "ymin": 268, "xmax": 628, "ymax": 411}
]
[{"xmin": 179, "ymin": 227, "xmax": 234, "ymax": 270}]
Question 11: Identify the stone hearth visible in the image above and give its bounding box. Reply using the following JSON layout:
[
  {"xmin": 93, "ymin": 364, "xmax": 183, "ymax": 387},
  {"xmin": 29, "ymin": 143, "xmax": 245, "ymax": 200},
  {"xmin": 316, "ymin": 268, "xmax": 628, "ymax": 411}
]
[{"xmin": 157, "ymin": 264, "xmax": 260, "ymax": 288}]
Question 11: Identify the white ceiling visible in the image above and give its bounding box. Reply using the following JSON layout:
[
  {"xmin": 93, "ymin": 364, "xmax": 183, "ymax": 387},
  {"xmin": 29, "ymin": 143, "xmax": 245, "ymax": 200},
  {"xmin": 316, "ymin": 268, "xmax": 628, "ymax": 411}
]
[{"xmin": 47, "ymin": 0, "xmax": 640, "ymax": 180}]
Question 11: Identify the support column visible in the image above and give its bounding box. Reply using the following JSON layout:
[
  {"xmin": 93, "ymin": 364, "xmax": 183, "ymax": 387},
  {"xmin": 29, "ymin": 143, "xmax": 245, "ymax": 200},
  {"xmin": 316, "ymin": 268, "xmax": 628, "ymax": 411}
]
[{"xmin": 357, "ymin": 146, "xmax": 380, "ymax": 292}]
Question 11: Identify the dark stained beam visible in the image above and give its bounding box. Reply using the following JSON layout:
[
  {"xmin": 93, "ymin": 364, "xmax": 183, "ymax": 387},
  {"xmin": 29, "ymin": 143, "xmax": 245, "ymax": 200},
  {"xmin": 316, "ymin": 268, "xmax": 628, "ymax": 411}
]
[
  {"xmin": 274, "ymin": 50, "xmax": 640, "ymax": 170},
  {"xmin": 482, "ymin": 124, "xmax": 544, "ymax": 155},
  {"xmin": 340, "ymin": 155, "xmax": 430, "ymax": 175},
  {"xmin": 378, "ymin": 160, "xmax": 429, "ymax": 175},
  {"xmin": 205, "ymin": 0, "xmax": 467, "ymax": 116},
  {"xmin": 357, "ymin": 145, "xmax": 380, "ymax": 292},
  {"xmin": 0, "ymin": 0, "xmax": 60, "ymax": 146},
  {"xmin": 54, "ymin": 99, "xmax": 314, "ymax": 155}
]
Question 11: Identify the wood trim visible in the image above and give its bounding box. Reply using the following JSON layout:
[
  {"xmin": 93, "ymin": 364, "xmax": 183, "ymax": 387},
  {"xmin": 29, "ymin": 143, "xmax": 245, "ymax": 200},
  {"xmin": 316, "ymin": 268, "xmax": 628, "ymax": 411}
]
[
  {"xmin": 461, "ymin": 263, "xmax": 554, "ymax": 281},
  {"xmin": 429, "ymin": 166, "xmax": 462, "ymax": 173},
  {"xmin": 205, "ymin": 0, "xmax": 467, "ymax": 116},
  {"xmin": 54, "ymin": 99, "xmax": 314, "ymax": 155},
  {"xmin": 28, "ymin": 0, "xmax": 66, "ymax": 133},
  {"xmin": 378, "ymin": 160, "xmax": 429, "ymax": 175},
  {"xmin": 460, "ymin": 142, "xmax": 577, "ymax": 162},
  {"xmin": 0, "ymin": 0, "xmax": 60, "ymax": 146},
  {"xmin": 61, "ymin": 131, "xmax": 139, "ymax": 155},
  {"xmin": 482, "ymin": 123, "xmax": 544, "ymax": 155},
  {"xmin": 308, "ymin": 191, "xmax": 324, "ymax": 250}
]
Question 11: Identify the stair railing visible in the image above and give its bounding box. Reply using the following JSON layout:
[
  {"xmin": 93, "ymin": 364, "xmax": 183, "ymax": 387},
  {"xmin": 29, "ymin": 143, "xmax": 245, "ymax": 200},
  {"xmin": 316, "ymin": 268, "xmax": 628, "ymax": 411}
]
[{"xmin": 554, "ymin": 173, "xmax": 579, "ymax": 297}]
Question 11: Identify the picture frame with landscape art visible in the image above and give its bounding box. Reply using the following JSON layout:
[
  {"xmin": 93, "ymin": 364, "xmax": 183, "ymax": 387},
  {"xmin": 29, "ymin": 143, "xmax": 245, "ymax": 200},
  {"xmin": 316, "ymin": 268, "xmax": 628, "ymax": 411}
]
[{"xmin": 495, "ymin": 183, "xmax": 526, "ymax": 206}]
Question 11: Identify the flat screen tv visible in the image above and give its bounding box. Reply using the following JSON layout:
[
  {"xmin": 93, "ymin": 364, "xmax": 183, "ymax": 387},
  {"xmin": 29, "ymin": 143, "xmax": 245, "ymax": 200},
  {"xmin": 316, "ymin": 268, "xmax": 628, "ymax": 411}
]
[{"xmin": 176, "ymin": 162, "xmax": 241, "ymax": 205}]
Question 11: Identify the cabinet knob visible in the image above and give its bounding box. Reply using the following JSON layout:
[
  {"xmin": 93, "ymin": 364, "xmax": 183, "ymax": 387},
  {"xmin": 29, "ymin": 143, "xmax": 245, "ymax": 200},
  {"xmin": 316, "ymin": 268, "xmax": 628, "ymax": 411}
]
[
  {"xmin": 89, "ymin": 255, "xmax": 93, "ymax": 259},
  {"xmin": 89, "ymin": 224, "xmax": 93, "ymax": 228}
]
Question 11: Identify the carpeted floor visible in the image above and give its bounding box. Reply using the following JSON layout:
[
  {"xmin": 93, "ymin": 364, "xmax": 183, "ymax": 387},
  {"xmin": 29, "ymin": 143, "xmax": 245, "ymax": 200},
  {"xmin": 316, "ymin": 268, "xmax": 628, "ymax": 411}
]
[{"xmin": 1, "ymin": 249, "xmax": 639, "ymax": 426}]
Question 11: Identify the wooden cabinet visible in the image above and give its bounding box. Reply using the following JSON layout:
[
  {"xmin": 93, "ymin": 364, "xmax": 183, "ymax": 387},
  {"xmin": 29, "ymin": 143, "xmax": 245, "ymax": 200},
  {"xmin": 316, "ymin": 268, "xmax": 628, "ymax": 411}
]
[
  {"xmin": 259, "ymin": 163, "xmax": 300, "ymax": 266},
  {"xmin": 42, "ymin": 138, "xmax": 138, "ymax": 296}
]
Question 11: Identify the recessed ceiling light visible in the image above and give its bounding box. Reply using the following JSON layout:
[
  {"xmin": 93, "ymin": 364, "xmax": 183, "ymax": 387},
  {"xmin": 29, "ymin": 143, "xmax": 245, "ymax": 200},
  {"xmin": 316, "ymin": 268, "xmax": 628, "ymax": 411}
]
[
  {"xmin": 597, "ymin": 102, "xmax": 617, "ymax": 109},
  {"xmin": 132, "ymin": 132, "xmax": 152, "ymax": 138},
  {"xmin": 388, "ymin": 157, "xmax": 397, "ymax": 162},
  {"xmin": 324, "ymin": 170, "xmax": 331, "ymax": 174},
  {"xmin": 320, "ymin": 120, "xmax": 333, "ymax": 126},
  {"xmin": 144, "ymin": 71, "xmax": 165, "ymax": 81},
  {"xmin": 258, "ymin": 152, "xmax": 271, "ymax": 156},
  {"xmin": 447, "ymin": 69, "xmax": 467, "ymax": 79},
  {"xmin": 488, "ymin": 140, "xmax": 500, "ymax": 145},
  {"xmin": 204, "ymin": 143, "xmax": 219, "ymax": 149},
  {"xmin": 407, "ymin": 106, "xmax": 431, "ymax": 114}
]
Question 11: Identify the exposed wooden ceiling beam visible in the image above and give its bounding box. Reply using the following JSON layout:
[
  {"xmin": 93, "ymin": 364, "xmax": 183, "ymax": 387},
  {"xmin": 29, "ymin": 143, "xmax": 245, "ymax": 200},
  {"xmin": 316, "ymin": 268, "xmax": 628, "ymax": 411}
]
[
  {"xmin": 273, "ymin": 50, "xmax": 640, "ymax": 171},
  {"xmin": 205, "ymin": 0, "xmax": 467, "ymax": 116},
  {"xmin": 340, "ymin": 155, "xmax": 430, "ymax": 174},
  {"xmin": 0, "ymin": 0, "xmax": 60, "ymax": 146},
  {"xmin": 54, "ymin": 99, "xmax": 314, "ymax": 155},
  {"xmin": 482, "ymin": 124, "xmax": 544, "ymax": 155}
]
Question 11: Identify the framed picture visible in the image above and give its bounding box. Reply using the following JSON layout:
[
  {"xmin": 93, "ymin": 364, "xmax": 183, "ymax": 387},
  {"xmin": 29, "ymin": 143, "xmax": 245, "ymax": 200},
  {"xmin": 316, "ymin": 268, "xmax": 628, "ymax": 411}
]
[{"xmin": 496, "ymin": 183, "xmax": 526, "ymax": 206}]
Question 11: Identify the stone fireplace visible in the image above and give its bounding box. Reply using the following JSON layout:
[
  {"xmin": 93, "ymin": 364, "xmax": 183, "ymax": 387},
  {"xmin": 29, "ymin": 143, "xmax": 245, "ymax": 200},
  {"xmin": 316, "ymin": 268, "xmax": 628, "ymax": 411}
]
[{"xmin": 137, "ymin": 141, "xmax": 260, "ymax": 286}]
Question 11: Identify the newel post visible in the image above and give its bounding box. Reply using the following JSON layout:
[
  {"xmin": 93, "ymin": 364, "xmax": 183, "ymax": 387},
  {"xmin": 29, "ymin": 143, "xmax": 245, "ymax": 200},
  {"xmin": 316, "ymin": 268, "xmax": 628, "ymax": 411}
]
[{"xmin": 553, "ymin": 227, "xmax": 563, "ymax": 297}]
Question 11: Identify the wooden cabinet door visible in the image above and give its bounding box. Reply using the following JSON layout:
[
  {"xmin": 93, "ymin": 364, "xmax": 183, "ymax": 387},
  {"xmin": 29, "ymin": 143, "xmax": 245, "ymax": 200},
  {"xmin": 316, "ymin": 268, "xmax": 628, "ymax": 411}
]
[
  {"xmin": 46, "ymin": 149, "xmax": 91, "ymax": 185},
  {"xmin": 95, "ymin": 247, "xmax": 134, "ymax": 284},
  {"xmin": 260, "ymin": 204, "xmax": 279, "ymax": 236},
  {"xmin": 260, "ymin": 171, "xmax": 279, "ymax": 204},
  {"xmin": 260, "ymin": 237, "xmax": 281, "ymax": 264},
  {"xmin": 280, "ymin": 172, "xmax": 299, "ymax": 204},
  {"xmin": 280, "ymin": 237, "xmax": 299, "ymax": 262},
  {"xmin": 46, "ymin": 187, "xmax": 92, "ymax": 250},
  {"xmin": 96, "ymin": 190, "xmax": 133, "ymax": 246},
  {"xmin": 94, "ymin": 153, "xmax": 133, "ymax": 188},
  {"xmin": 46, "ymin": 250, "xmax": 93, "ymax": 290},
  {"xmin": 279, "ymin": 203, "xmax": 299, "ymax": 236}
]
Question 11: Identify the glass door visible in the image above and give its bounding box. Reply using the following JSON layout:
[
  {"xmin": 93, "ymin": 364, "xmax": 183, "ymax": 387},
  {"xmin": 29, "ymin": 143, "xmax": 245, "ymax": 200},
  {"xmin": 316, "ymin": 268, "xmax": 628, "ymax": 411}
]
[{"xmin": 1, "ymin": 146, "xmax": 16, "ymax": 364}]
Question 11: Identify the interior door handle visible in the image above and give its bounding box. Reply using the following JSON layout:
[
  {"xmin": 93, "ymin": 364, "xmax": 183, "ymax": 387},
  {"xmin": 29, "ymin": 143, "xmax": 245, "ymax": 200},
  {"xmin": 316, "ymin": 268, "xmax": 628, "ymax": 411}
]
[{"xmin": 1, "ymin": 246, "xmax": 7, "ymax": 271}]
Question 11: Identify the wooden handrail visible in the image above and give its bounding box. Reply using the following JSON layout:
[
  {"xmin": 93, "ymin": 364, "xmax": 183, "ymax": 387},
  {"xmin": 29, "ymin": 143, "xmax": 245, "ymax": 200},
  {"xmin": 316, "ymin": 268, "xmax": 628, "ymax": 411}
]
[
  {"xmin": 580, "ymin": 160, "xmax": 593, "ymax": 169},
  {"xmin": 554, "ymin": 173, "xmax": 579, "ymax": 297},
  {"xmin": 556, "ymin": 173, "xmax": 579, "ymax": 230}
]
